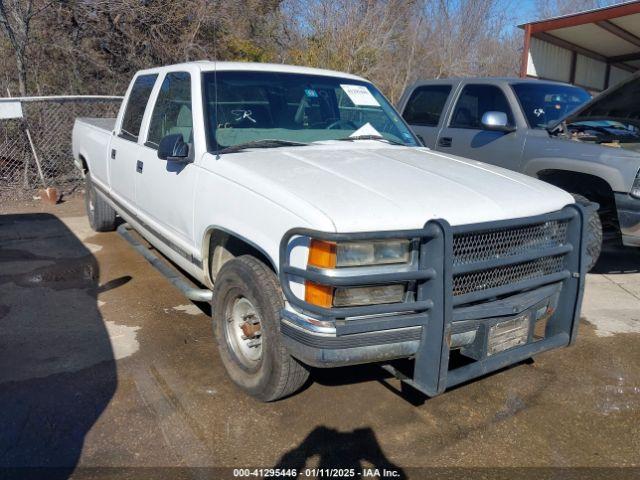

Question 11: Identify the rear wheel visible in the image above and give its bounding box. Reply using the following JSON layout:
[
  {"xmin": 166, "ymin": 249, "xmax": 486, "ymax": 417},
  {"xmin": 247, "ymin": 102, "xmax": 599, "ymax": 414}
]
[
  {"xmin": 571, "ymin": 193, "xmax": 602, "ymax": 271},
  {"xmin": 85, "ymin": 172, "xmax": 117, "ymax": 232},
  {"xmin": 212, "ymin": 255, "xmax": 309, "ymax": 401}
]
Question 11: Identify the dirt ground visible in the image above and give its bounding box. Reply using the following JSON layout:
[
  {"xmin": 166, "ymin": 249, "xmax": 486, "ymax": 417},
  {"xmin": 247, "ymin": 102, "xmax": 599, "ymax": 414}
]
[{"xmin": 0, "ymin": 195, "xmax": 639, "ymax": 479}]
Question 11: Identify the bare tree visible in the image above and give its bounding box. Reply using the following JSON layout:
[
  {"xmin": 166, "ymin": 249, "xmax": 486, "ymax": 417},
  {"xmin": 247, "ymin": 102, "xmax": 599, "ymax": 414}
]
[
  {"xmin": 414, "ymin": 0, "xmax": 520, "ymax": 79},
  {"xmin": 0, "ymin": 0, "xmax": 52, "ymax": 95},
  {"xmin": 0, "ymin": 0, "xmax": 524, "ymax": 100},
  {"xmin": 21, "ymin": 0, "xmax": 285, "ymax": 95},
  {"xmin": 282, "ymin": 0, "xmax": 423, "ymax": 101}
]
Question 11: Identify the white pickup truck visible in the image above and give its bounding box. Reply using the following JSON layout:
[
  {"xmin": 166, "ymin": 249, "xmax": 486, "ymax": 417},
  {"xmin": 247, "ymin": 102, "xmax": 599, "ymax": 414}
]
[{"xmin": 73, "ymin": 61, "xmax": 590, "ymax": 401}]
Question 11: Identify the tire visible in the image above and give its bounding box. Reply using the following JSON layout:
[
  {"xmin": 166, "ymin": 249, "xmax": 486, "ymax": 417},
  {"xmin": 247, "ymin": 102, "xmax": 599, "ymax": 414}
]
[
  {"xmin": 571, "ymin": 193, "xmax": 602, "ymax": 272},
  {"xmin": 212, "ymin": 255, "xmax": 309, "ymax": 401},
  {"xmin": 85, "ymin": 172, "xmax": 117, "ymax": 232}
]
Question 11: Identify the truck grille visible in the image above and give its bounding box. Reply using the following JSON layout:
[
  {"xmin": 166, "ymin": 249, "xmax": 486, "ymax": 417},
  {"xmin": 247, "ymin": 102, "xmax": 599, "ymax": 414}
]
[
  {"xmin": 280, "ymin": 206, "xmax": 581, "ymax": 324},
  {"xmin": 453, "ymin": 255, "xmax": 565, "ymax": 296},
  {"xmin": 452, "ymin": 220, "xmax": 569, "ymax": 296}
]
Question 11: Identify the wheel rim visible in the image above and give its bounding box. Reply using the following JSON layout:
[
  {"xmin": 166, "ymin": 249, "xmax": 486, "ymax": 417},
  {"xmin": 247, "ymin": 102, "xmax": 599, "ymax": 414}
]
[{"xmin": 225, "ymin": 296, "xmax": 263, "ymax": 368}]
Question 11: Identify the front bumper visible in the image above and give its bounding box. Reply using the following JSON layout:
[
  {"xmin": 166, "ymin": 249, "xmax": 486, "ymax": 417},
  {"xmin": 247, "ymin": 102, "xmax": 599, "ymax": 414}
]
[
  {"xmin": 279, "ymin": 205, "xmax": 588, "ymax": 397},
  {"xmin": 281, "ymin": 309, "xmax": 422, "ymax": 368},
  {"xmin": 281, "ymin": 282, "xmax": 566, "ymax": 374},
  {"xmin": 615, "ymin": 192, "xmax": 640, "ymax": 246}
]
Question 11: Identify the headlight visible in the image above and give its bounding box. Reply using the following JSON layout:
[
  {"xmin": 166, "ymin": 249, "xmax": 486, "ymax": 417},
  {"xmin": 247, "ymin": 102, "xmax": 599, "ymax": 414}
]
[
  {"xmin": 307, "ymin": 239, "xmax": 411, "ymax": 269},
  {"xmin": 631, "ymin": 170, "xmax": 640, "ymax": 199},
  {"xmin": 304, "ymin": 238, "xmax": 411, "ymax": 308},
  {"xmin": 333, "ymin": 284, "xmax": 406, "ymax": 307},
  {"xmin": 337, "ymin": 239, "xmax": 410, "ymax": 267}
]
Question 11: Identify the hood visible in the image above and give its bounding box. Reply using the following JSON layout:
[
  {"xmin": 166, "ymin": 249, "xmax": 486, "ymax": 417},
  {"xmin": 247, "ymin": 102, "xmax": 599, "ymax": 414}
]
[
  {"xmin": 552, "ymin": 71, "xmax": 640, "ymax": 129},
  {"xmin": 215, "ymin": 143, "xmax": 574, "ymax": 232}
]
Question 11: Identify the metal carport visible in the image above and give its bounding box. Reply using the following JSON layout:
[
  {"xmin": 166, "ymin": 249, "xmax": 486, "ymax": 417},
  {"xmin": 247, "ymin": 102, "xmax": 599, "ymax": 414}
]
[{"xmin": 519, "ymin": 1, "xmax": 640, "ymax": 92}]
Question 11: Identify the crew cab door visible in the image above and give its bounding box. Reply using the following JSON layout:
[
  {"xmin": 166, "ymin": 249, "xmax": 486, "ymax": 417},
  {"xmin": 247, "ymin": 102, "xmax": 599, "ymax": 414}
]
[
  {"xmin": 400, "ymin": 84, "xmax": 453, "ymax": 148},
  {"xmin": 435, "ymin": 84, "xmax": 525, "ymax": 169},
  {"xmin": 135, "ymin": 71, "xmax": 199, "ymax": 261},
  {"xmin": 108, "ymin": 73, "xmax": 158, "ymax": 211}
]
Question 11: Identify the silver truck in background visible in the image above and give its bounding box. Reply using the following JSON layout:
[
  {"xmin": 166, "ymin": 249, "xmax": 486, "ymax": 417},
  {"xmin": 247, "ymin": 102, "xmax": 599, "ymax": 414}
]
[{"xmin": 398, "ymin": 74, "xmax": 640, "ymax": 267}]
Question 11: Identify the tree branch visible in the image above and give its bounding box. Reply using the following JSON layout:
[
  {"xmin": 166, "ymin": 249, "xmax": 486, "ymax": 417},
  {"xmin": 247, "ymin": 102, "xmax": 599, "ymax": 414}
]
[{"xmin": 27, "ymin": 0, "xmax": 54, "ymax": 20}]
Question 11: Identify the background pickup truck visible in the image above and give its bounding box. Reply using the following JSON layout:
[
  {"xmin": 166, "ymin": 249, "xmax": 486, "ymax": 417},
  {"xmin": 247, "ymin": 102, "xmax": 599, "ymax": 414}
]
[
  {"xmin": 398, "ymin": 74, "xmax": 640, "ymax": 265},
  {"xmin": 73, "ymin": 61, "xmax": 589, "ymax": 402}
]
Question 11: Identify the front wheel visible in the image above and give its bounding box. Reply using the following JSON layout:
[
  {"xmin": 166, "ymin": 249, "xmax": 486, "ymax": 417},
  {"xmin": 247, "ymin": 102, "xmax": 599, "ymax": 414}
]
[
  {"xmin": 571, "ymin": 193, "xmax": 602, "ymax": 272},
  {"xmin": 212, "ymin": 255, "xmax": 309, "ymax": 401}
]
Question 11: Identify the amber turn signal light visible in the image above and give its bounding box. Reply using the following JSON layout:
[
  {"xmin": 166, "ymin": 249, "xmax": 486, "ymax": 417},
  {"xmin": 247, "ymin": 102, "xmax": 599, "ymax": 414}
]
[
  {"xmin": 307, "ymin": 239, "xmax": 336, "ymax": 268},
  {"xmin": 304, "ymin": 281, "xmax": 334, "ymax": 308},
  {"xmin": 305, "ymin": 240, "xmax": 337, "ymax": 307}
]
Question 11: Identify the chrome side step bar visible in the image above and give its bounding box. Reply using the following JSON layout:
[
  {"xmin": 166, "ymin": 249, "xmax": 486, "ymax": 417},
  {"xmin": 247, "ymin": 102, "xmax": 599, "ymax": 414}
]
[{"xmin": 117, "ymin": 224, "xmax": 213, "ymax": 302}]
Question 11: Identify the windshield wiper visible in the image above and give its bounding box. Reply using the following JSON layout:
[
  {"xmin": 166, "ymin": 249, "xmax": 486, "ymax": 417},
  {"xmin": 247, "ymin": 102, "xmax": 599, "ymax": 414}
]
[
  {"xmin": 217, "ymin": 139, "xmax": 309, "ymax": 154},
  {"xmin": 337, "ymin": 135, "xmax": 404, "ymax": 145}
]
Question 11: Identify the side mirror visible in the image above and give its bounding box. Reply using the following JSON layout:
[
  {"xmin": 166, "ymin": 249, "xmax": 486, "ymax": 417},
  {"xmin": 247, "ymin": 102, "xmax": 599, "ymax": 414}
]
[
  {"xmin": 481, "ymin": 111, "xmax": 515, "ymax": 132},
  {"xmin": 158, "ymin": 134, "xmax": 189, "ymax": 162}
]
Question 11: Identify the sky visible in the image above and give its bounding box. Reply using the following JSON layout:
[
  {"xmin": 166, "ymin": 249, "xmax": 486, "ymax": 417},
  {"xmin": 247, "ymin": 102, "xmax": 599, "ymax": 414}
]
[
  {"xmin": 502, "ymin": 0, "xmax": 629, "ymax": 33},
  {"xmin": 511, "ymin": 0, "xmax": 541, "ymax": 26}
]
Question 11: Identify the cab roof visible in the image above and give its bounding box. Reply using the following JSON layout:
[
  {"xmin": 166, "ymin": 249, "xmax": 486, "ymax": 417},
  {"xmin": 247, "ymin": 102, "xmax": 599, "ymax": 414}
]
[
  {"xmin": 135, "ymin": 61, "xmax": 368, "ymax": 82},
  {"xmin": 409, "ymin": 77, "xmax": 575, "ymax": 87}
]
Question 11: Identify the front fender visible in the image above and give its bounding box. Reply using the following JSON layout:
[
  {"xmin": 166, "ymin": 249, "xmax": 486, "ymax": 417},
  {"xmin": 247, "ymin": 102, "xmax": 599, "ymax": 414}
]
[
  {"xmin": 523, "ymin": 136, "xmax": 640, "ymax": 192},
  {"xmin": 193, "ymin": 168, "xmax": 331, "ymax": 290}
]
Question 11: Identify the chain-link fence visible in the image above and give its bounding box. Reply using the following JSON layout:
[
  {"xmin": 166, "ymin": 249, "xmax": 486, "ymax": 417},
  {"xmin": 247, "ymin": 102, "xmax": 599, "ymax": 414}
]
[{"xmin": 0, "ymin": 96, "xmax": 122, "ymax": 201}]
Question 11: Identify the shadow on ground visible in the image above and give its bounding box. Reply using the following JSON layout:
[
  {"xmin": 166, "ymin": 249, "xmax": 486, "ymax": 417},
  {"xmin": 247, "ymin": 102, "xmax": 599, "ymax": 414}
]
[
  {"xmin": 310, "ymin": 354, "xmax": 530, "ymax": 407},
  {"xmin": 0, "ymin": 213, "xmax": 118, "ymax": 479},
  {"xmin": 591, "ymin": 242, "xmax": 640, "ymax": 275},
  {"xmin": 271, "ymin": 426, "xmax": 406, "ymax": 478}
]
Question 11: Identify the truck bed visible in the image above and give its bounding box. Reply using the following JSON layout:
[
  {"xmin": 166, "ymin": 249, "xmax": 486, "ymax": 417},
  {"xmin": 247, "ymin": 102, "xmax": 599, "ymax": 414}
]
[
  {"xmin": 77, "ymin": 117, "xmax": 116, "ymax": 132},
  {"xmin": 72, "ymin": 117, "xmax": 116, "ymax": 182}
]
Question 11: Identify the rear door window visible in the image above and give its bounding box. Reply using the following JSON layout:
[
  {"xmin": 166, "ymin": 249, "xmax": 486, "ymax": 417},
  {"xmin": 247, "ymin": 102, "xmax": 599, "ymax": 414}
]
[
  {"xmin": 120, "ymin": 74, "xmax": 158, "ymax": 142},
  {"xmin": 450, "ymin": 84, "xmax": 513, "ymax": 129},
  {"xmin": 402, "ymin": 85, "xmax": 452, "ymax": 126},
  {"xmin": 146, "ymin": 72, "xmax": 193, "ymax": 148}
]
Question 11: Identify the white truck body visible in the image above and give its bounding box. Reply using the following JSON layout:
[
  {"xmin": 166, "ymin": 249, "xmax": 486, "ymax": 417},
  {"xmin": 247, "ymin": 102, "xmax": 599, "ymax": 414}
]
[
  {"xmin": 73, "ymin": 63, "xmax": 573, "ymax": 282},
  {"xmin": 72, "ymin": 61, "xmax": 587, "ymax": 400}
]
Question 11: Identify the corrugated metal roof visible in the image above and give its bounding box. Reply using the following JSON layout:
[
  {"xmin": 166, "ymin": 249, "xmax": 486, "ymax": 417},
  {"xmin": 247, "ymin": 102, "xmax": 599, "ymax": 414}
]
[
  {"xmin": 519, "ymin": 1, "xmax": 640, "ymax": 91},
  {"xmin": 517, "ymin": 1, "xmax": 640, "ymax": 27}
]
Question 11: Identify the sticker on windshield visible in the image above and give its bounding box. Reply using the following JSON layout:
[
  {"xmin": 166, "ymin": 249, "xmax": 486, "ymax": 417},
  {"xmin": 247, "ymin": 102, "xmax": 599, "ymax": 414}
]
[
  {"xmin": 305, "ymin": 88, "xmax": 318, "ymax": 98},
  {"xmin": 349, "ymin": 122, "xmax": 382, "ymax": 138},
  {"xmin": 340, "ymin": 84, "xmax": 380, "ymax": 107}
]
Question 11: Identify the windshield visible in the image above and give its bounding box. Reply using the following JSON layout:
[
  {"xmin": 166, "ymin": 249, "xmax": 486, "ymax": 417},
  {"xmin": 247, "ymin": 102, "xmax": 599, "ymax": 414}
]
[
  {"xmin": 202, "ymin": 71, "xmax": 419, "ymax": 152},
  {"xmin": 511, "ymin": 83, "xmax": 591, "ymax": 129}
]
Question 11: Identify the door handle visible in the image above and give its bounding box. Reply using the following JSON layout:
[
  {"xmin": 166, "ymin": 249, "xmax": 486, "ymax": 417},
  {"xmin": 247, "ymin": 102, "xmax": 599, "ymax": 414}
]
[
  {"xmin": 438, "ymin": 137, "xmax": 452, "ymax": 148},
  {"xmin": 136, "ymin": 160, "xmax": 143, "ymax": 173},
  {"xmin": 111, "ymin": 149, "xmax": 116, "ymax": 159}
]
